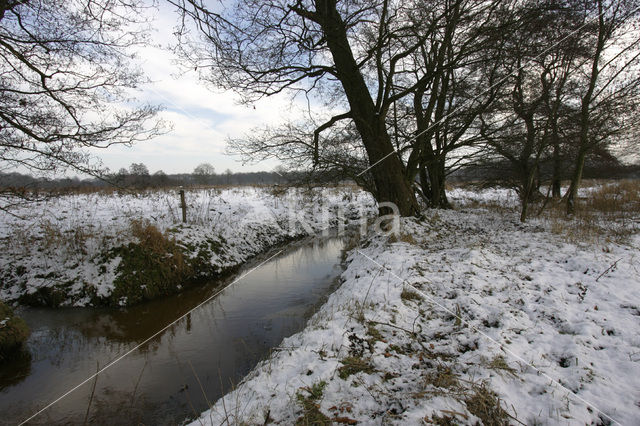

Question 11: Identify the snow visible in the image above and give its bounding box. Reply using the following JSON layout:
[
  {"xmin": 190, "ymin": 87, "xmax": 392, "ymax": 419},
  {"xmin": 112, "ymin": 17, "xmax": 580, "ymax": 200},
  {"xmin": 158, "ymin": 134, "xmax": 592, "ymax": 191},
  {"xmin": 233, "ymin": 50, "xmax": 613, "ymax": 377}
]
[
  {"xmin": 0, "ymin": 186, "xmax": 376, "ymax": 305},
  {"xmin": 2, "ymin": 184, "xmax": 639, "ymax": 424},
  {"xmin": 188, "ymin": 198, "xmax": 640, "ymax": 425}
]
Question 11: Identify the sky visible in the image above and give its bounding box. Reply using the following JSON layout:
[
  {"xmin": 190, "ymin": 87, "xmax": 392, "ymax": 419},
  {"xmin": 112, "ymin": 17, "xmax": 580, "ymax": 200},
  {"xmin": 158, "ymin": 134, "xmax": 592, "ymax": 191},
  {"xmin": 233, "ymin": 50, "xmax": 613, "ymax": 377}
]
[{"xmin": 89, "ymin": 3, "xmax": 300, "ymax": 176}]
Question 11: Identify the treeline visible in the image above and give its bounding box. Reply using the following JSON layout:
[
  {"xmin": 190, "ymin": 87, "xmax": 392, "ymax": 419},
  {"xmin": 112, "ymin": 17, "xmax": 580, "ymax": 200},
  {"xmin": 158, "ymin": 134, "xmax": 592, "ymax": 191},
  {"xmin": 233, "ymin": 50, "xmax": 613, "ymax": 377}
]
[
  {"xmin": 0, "ymin": 169, "xmax": 289, "ymax": 193},
  {"xmin": 3, "ymin": 159, "xmax": 637, "ymax": 196}
]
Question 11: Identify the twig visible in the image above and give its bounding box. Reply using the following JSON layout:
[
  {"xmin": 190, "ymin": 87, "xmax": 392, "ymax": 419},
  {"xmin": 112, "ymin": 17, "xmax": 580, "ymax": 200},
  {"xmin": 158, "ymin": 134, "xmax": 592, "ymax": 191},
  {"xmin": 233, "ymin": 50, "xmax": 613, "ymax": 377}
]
[
  {"xmin": 595, "ymin": 258, "xmax": 623, "ymax": 282},
  {"xmin": 189, "ymin": 361, "xmax": 212, "ymax": 410},
  {"xmin": 129, "ymin": 360, "xmax": 147, "ymax": 409},
  {"xmin": 82, "ymin": 361, "xmax": 99, "ymax": 426}
]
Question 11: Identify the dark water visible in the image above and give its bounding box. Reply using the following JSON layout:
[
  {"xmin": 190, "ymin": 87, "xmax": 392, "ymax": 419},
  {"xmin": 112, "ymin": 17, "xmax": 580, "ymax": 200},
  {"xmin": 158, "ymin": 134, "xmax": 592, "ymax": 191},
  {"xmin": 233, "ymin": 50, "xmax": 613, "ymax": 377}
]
[{"xmin": 0, "ymin": 236, "xmax": 345, "ymax": 425}]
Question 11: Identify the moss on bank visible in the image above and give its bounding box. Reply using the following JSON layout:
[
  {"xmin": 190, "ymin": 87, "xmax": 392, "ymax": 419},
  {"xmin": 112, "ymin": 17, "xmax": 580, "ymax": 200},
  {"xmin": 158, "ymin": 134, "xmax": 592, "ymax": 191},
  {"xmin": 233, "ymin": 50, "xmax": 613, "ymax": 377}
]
[
  {"xmin": 106, "ymin": 220, "xmax": 228, "ymax": 306},
  {"xmin": 4, "ymin": 218, "xmax": 300, "ymax": 308},
  {"xmin": 0, "ymin": 300, "xmax": 30, "ymax": 363}
]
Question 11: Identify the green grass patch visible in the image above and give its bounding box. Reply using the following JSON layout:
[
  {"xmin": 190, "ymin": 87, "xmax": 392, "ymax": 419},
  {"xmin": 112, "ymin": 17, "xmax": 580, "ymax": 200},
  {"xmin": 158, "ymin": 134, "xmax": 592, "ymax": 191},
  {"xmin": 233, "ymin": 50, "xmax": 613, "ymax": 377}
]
[
  {"xmin": 296, "ymin": 381, "xmax": 331, "ymax": 425},
  {"xmin": 105, "ymin": 220, "xmax": 229, "ymax": 306}
]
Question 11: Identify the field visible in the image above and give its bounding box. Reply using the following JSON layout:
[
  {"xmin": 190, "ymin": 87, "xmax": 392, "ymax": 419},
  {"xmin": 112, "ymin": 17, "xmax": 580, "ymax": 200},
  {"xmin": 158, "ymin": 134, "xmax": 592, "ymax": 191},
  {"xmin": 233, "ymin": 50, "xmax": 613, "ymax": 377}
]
[{"xmin": 1, "ymin": 181, "xmax": 639, "ymax": 424}]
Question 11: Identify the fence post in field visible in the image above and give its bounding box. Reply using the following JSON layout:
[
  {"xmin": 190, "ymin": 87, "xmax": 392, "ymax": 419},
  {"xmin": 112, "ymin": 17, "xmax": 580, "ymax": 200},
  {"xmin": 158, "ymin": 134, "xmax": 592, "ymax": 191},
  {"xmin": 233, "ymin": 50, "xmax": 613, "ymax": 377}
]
[{"xmin": 179, "ymin": 188, "xmax": 187, "ymax": 223}]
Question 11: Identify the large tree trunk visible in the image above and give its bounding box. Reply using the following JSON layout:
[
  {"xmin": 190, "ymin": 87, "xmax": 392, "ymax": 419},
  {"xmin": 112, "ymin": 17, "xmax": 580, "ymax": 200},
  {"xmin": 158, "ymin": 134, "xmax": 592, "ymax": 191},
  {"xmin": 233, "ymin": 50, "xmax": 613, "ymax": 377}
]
[
  {"xmin": 419, "ymin": 154, "xmax": 450, "ymax": 209},
  {"xmin": 316, "ymin": 0, "xmax": 419, "ymax": 216}
]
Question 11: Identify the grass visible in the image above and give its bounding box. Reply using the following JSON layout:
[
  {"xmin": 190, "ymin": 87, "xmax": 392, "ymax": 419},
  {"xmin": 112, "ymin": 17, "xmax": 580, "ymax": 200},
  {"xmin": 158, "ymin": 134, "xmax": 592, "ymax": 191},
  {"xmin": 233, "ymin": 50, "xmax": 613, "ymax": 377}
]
[
  {"xmin": 486, "ymin": 355, "xmax": 518, "ymax": 377},
  {"xmin": 465, "ymin": 383, "xmax": 511, "ymax": 426},
  {"xmin": 0, "ymin": 300, "xmax": 30, "ymax": 363},
  {"xmin": 388, "ymin": 232, "xmax": 418, "ymax": 245},
  {"xmin": 296, "ymin": 381, "xmax": 331, "ymax": 425},
  {"xmin": 424, "ymin": 365, "xmax": 460, "ymax": 390},
  {"xmin": 400, "ymin": 288, "xmax": 422, "ymax": 303},
  {"xmin": 107, "ymin": 219, "xmax": 193, "ymax": 306},
  {"xmin": 449, "ymin": 179, "xmax": 640, "ymax": 243},
  {"xmin": 337, "ymin": 356, "xmax": 375, "ymax": 380},
  {"xmin": 541, "ymin": 181, "xmax": 640, "ymax": 244}
]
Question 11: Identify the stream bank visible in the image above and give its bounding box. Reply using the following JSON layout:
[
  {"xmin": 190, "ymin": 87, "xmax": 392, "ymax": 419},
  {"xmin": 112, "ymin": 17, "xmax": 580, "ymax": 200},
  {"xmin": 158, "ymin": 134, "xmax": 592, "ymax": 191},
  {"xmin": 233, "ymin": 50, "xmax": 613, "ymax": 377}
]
[
  {"xmin": 0, "ymin": 235, "xmax": 349, "ymax": 425},
  {"xmin": 0, "ymin": 186, "xmax": 375, "ymax": 307}
]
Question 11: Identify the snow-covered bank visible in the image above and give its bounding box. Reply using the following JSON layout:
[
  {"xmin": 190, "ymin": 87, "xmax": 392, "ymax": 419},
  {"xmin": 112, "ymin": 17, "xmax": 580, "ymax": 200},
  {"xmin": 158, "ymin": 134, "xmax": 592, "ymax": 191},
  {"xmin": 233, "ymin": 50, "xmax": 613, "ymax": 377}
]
[
  {"xmin": 0, "ymin": 186, "xmax": 375, "ymax": 307},
  {"xmin": 190, "ymin": 207, "xmax": 640, "ymax": 425}
]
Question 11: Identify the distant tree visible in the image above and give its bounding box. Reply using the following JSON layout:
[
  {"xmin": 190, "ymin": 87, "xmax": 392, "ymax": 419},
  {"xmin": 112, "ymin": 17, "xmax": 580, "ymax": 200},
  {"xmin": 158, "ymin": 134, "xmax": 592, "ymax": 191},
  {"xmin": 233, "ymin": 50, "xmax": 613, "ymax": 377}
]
[
  {"xmin": 224, "ymin": 168, "xmax": 232, "ymax": 185},
  {"xmin": 129, "ymin": 163, "xmax": 150, "ymax": 176},
  {"xmin": 226, "ymin": 120, "xmax": 377, "ymax": 194},
  {"xmin": 0, "ymin": 0, "xmax": 164, "ymax": 182},
  {"xmin": 193, "ymin": 163, "xmax": 215, "ymax": 184},
  {"xmin": 113, "ymin": 167, "xmax": 130, "ymax": 186},
  {"xmin": 151, "ymin": 170, "xmax": 171, "ymax": 187},
  {"xmin": 128, "ymin": 163, "xmax": 150, "ymax": 188}
]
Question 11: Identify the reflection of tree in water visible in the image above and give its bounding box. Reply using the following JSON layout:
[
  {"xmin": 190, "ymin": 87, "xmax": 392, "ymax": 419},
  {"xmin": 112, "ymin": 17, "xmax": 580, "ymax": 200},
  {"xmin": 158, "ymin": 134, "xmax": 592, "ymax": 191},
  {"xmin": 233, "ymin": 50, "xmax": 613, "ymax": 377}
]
[
  {"xmin": 26, "ymin": 324, "xmax": 130, "ymax": 368},
  {"xmin": 0, "ymin": 349, "xmax": 31, "ymax": 390},
  {"xmin": 75, "ymin": 281, "xmax": 224, "ymax": 350}
]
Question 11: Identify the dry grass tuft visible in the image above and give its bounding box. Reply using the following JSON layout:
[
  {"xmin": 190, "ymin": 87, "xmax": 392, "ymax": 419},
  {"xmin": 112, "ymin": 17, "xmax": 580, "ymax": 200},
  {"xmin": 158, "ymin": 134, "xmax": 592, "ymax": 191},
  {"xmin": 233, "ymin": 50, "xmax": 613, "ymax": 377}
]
[
  {"xmin": 586, "ymin": 180, "xmax": 640, "ymax": 214},
  {"xmin": 539, "ymin": 180, "xmax": 640, "ymax": 244},
  {"xmin": 337, "ymin": 356, "xmax": 375, "ymax": 380},
  {"xmin": 424, "ymin": 366, "xmax": 460, "ymax": 390},
  {"xmin": 130, "ymin": 219, "xmax": 176, "ymax": 255},
  {"xmin": 465, "ymin": 383, "xmax": 511, "ymax": 425},
  {"xmin": 400, "ymin": 288, "xmax": 422, "ymax": 303},
  {"xmin": 39, "ymin": 219, "xmax": 90, "ymax": 254},
  {"xmin": 388, "ymin": 232, "xmax": 417, "ymax": 245},
  {"xmin": 486, "ymin": 355, "xmax": 518, "ymax": 377}
]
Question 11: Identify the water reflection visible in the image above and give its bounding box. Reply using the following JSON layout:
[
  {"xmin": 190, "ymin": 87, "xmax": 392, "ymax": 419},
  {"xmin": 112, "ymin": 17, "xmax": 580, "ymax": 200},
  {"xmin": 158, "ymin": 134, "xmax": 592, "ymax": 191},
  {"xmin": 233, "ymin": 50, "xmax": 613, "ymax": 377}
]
[{"xmin": 0, "ymin": 236, "xmax": 344, "ymax": 425}]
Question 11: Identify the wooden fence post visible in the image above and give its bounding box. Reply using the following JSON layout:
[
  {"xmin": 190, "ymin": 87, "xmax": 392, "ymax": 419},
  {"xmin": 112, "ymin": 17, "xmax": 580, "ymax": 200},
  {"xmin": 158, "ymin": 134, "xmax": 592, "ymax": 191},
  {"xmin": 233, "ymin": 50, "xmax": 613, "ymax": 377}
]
[{"xmin": 179, "ymin": 189, "xmax": 187, "ymax": 223}]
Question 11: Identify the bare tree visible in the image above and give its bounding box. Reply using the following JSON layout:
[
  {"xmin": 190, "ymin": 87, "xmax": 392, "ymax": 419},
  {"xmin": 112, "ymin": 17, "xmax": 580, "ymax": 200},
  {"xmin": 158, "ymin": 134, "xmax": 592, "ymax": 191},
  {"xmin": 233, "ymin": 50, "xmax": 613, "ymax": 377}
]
[
  {"xmin": 565, "ymin": 0, "xmax": 640, "ymax": 214},
  {"xmin": 170, "ymin": 0, "xmax": 431, "ymax": 215},
  {"xmin": 227, "ymin": 119, "xmax": 377, "ymax": 194},
  {"xmin": 478, "ymin": 0, "xmax": 614, "ymax": 222},
  {"xmin": 129, "ymin": 163, "xmax": 150, "ymax": 176},
  {"xmin": 193, "ymin": 162, "xmax": 215, "ymax": 184},
  {"xmin": 0, "ymin": 0, "xmax": 164, "ymax": 182},
  {"xmin": 398, "ymin": 0, "xmax": 506, "ymax": 208}
]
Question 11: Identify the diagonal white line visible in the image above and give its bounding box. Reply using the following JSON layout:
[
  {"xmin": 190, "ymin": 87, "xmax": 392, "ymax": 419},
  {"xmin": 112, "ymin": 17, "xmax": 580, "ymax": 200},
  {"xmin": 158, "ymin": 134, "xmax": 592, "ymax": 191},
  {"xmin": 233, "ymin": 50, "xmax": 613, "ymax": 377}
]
[
  {"xmin": 355, "ymin": 248, "xmax": 622, "ymax": 426},
  {"xmin": 19, "ymin": 248, "xmax": 285, "ymax": 425}
]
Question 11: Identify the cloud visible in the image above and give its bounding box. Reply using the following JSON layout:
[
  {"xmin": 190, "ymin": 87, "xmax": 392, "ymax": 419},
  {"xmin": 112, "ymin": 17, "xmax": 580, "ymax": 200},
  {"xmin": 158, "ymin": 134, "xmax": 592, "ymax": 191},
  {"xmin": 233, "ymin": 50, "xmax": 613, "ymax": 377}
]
[{"xmin": 92, "ymin": 5, "xmax": 309, "ymax": 175}]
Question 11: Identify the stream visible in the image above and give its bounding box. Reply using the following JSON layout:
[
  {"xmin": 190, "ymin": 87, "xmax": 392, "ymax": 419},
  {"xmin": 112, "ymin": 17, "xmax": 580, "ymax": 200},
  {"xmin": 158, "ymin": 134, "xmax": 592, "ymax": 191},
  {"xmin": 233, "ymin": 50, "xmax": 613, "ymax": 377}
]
[{"xmin": 0, "ymin": 236, "xmax": 346, "ymax": 425}]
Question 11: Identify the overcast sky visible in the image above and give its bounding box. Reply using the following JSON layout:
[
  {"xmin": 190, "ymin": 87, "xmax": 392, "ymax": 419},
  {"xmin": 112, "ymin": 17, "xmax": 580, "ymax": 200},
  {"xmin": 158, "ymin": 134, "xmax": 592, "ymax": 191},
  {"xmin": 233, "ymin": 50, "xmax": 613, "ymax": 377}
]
[{"xmin": 90, "ymin": 3, "xmax": 300, "ymax": 176}]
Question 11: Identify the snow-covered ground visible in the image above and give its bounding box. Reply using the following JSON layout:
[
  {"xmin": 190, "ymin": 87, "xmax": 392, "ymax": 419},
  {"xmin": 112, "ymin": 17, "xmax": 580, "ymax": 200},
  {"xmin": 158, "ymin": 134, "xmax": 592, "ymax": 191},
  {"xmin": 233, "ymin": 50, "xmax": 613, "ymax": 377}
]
[
  {"xmin": 0, "ymin": 186, "xmax": 376, "ymax": 306},
  {"xmin": 189, "ymin": 190, "xmax": 640, "ymax": 425}
]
